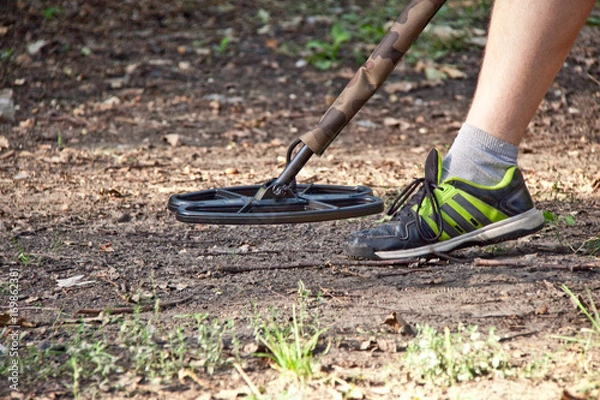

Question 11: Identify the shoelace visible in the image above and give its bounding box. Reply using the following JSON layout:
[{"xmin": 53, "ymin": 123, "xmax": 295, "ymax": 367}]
[{"xmin": 386, "ymin": 177, "xmax": 444, "ymax": 242}]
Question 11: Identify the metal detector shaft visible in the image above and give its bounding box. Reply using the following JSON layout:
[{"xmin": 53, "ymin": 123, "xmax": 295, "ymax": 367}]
[
  {"xmin": 274, "ymin": 144, "xmax": 313, "ymax": 186},
  {"xmin": 263, "ymin": 0, "xmax": 447, "ymax": 195},
  {"xmin": 299, "ymin": 0, "xmax": 447, "ymax": 156}
]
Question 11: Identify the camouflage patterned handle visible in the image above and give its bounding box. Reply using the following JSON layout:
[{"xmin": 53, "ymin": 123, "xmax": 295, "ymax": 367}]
[{"xmin": 299, "ymin": 0, "xmax": 447, "ymax": 155}]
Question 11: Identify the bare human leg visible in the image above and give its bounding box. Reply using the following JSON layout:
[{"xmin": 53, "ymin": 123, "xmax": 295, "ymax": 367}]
[
  {"xmin": 466, "ymin": 0, "xmax": 596, "ymax": 146},
  {"xmin": 442, "ymin": 0, "xmax": 595, "ymax": 186}
]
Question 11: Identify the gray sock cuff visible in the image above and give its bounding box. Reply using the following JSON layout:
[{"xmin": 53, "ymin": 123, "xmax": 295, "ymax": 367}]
[{"xmin": 456, "ymin": 123, "xmax": 519, "ymax": 160}]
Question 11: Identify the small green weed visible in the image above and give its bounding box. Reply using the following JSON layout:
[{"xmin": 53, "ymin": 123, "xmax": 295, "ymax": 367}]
[
  {"xmin": 552, "ymin": 285, "xmax": 600, "ymax": 386},
  {"xmin": 177, "ymin": 312, "xmax": 237, "ymax": 374},
  {"xmin": 520, "ymin": 353, "xmax": 552, "ymax": 379},
  {"xmin": 579, "ymin": 235, "xmax": 600, "ymax": 256},
  {"xmin": 10, "ymin": 237, "xmax": 38, "ymax": 267},
  {"xmin": 404, "ymin": 324, "xmax": 510, "ymax": 385},
  {"xmin": 7, "ymin": 306, "xmax": 236, "ymax": 397},
  {"xmin": 119, "ymin": 304, "xmax": 236, "ymax": 380},
  {"xmin": 41, "ymin": 6, "xmax": 64, "ymax": 21},
  {"xmin": 253, "ymin": 282, "xmax": 329, "ymax": 381},
  {"xmin": 50, "ymin": 233, "xmax": 64, "ymax": 254},
  {"xmin": 214, "ymin": 36, "xmax": 232, "ymax": 55},
  {"xmin": 17, "ymin": 251, "xmax": 32, "ymax": 266},
  {"xmin": 283, "ymin": 0, "xmax": 492, "ymax": 69},
  {"xmin": 255, "ymin": 305, "xmax": 324, "ymax": 380},
  {"xmin": 306, "ymin": 22, "xmax": 352, "ymax": 70},
  {"xmin": 543, "ymin": 210, "xmax": 576, "ymax": 246},
  {"xmin": 68, "ymin": 325, "xmax": 122, "ymax": 396},
  {"xmin": 556, "ymin": 285, "xmax": 600, "ymax": 351},
  {"xmin": 543, "ymin": 210, "xmax": 576, "ymax": 227},
  {"xmin": 1, "ymin": 48, "xmax": 14, "ymax": 60},
  {"xmin": 587, "ymin": 16, "xmax": 600, "ymax": 26}
]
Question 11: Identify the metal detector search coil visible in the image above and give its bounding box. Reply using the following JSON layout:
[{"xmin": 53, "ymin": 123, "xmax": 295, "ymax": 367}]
[{"xmin": 169, "ymin": 184, "xmax": 384, "ymax": 225}]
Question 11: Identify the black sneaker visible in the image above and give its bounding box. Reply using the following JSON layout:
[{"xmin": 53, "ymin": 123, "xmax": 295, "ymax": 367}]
[{"xmin": 344, "ymin": 149, "xmax": 544, "ymax": 259}]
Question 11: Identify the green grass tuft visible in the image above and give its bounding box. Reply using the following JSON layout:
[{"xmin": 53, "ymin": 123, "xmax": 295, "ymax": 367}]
[{"xmin": 404, "ymin": 324, "xmax": 510, "ymax": 385}]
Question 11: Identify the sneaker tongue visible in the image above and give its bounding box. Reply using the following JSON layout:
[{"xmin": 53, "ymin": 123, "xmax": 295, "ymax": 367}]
[{"xmin": 424, "ymin": 148, "xmax": 442, "ymax": 184}]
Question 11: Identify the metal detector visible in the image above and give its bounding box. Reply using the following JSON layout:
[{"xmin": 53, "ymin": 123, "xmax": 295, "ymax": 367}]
[{"xmin": 168, "ymin": 0, "xmax": 447, "ymax": 224}]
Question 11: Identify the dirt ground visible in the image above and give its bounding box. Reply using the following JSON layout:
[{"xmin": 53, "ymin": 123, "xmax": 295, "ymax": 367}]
[{"xmin": 1, "ymin": 1, "xmax": 599, "ymax": 399}]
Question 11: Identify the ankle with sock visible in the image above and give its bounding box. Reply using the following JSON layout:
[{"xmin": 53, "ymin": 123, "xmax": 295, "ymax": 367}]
[{"xmin": 441, "ymin": 123, "xmax": 519, "ymax": 186}]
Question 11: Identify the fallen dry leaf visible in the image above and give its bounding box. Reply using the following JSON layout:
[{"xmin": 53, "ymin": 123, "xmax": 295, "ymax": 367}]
[
  {"xmin": 383, "ymin": 117, "xmax": 411, "ymax": 130},
  {"xmin": 561, "ymin": 388, "xmax": 589, "ymax": 400},
  {"xmin": 19, "ymin": 118, "xmax": 35, "ymax": 129},
  {"xmin": 359, "ymin": 339, "xmax": 373, "ymax": 351},
  {"xmin": 178, "ymin": 368, "xmax": 210, "ymax": 387},
  {"xmin": 265, "ymin": 39, "xmax": 278, "ymax": 49},
  {"xmin": 0, "ymin": 313, "xmax": 35, "ymax": 328},
  {"xmin": 0, "ymin": 135, "xmax": 9, "ymax": 149},
  {"xmin": 382, "ymin": 312, "xmax": 416, "ymax": 336},
  {"xmin": 27, "ymin": 39, "xmax": 49, "ymax": 55},
  {"xmin": 382, "ymin": 312, "xmax": 402, "ymax": 333},
  {"xmin": 56, "ymin": 275, "xmax": 96, "ymax": 288},
  {"xmin": 99, "ymin": 188, "xmax": 123, "ymax": 197},
  {"xmin": 536, "ymin": 305, "xmax": 549, "ymax": 315},
  {"xmin": 0, "ymin": 313, "xmax": 10, "ymax": 326},
  {"xmin": 424, "ymin": 66, "xmax": 447, "ymax": 81},
  {"xmin": 439, "ymin": 64, "xmax": 467, "ymax": 79},
  {"xmin": 346, "ymin": 386, "xmax": 364, "ymax": 400},
  {"xmin": 384, "ymin": 81, "xmax": 419, "ymax": 94},
  {"xmin": 99, "ymin": 243, "xmax": 114, "ymax": 252}
]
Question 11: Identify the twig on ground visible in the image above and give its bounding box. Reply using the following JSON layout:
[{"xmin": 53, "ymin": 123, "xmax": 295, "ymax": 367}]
[
  {"xmin": 498, "ymin": 330, "xmax": 538, "ymax": 342},
  {"xmin": 178, "ymin": 368, "xmax": 211, "ymax": 388},
  {"xmin": 49, "ymin": 114, "xmax": 89, "ymax": 126},
  {"xmin": 199, "ymin": 249, "xmax": 283, "ymax": 256},
  {"xmin": 528, "ymin": 263, "xmax": 600, "ymax": 271},
  {"xmin": 475, "ymin": 257, "xmax": 600, "ymax": 271},
  {"xmin": 587, "ymin": 72, "xmax": 600, "ymax": 86},
  {"xmin": 219, "ymin": 261, "xmax": 323, "ymax": 273},
  {"xmin": 233, "ymin": 363, "xmax": 262, "ymax": 398},
  {"xmin": 96, "ymin": 272, "xmax": 130, "ymax": 302},
  {"xmin": 431, "ymin": 251, "xmax": 466, "ymax": 263},
  {"xmin": 103, "ymin": 162, "xmax": 168, "ymax": 171},
  {"xmin": 335, "ymin": 265, "xmax": 372, "ymax": 279},
  {"xmin": 474, "ymin": 258, "xmax": 531, "ymax": 268}
]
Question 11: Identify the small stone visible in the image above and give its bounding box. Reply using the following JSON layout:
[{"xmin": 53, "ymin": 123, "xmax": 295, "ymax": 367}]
[
  {"xmin": 116, "ymin": 212, "xmax": 132, "ymax": 223},
  {"xmin": 163, "ymin": 133, "xmax": 180, "ymax": 147}
]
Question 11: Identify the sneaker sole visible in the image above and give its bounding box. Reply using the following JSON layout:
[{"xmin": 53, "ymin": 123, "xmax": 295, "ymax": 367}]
[{"xmin": 350, "ymin": 208, "xmax": 545, "ymax": 260}]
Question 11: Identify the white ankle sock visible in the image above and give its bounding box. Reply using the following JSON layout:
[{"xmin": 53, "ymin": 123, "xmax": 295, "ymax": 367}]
[{"xmin": 441, "ymin": 123, "xmax": 519, "ymax": 186}]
